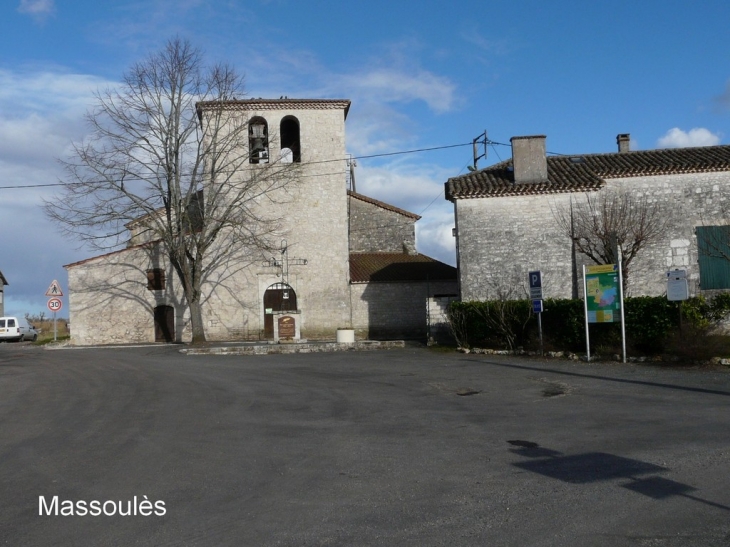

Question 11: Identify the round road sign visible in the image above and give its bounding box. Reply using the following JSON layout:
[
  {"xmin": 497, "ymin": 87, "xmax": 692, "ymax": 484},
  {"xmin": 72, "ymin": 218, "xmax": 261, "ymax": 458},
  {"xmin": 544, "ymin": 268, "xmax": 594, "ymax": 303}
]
[{"xmin": 47, "ymin": 298, "xmax": 63, "ymax": 312}]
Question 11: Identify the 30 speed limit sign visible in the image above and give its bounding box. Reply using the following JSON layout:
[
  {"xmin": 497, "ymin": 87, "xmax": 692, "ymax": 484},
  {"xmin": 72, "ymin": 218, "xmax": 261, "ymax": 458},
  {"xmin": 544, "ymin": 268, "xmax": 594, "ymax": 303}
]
[{"xmin": 47, "ymin": 298, "xmax": 63, "ymax": 312}]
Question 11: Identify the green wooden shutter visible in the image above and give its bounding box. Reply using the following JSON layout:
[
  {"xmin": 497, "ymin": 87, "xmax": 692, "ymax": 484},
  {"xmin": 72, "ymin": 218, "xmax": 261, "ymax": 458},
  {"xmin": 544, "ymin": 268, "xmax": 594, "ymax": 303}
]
[{"xmin": 696, "ymin": 226, "xmax": 730, "ymax": 290}]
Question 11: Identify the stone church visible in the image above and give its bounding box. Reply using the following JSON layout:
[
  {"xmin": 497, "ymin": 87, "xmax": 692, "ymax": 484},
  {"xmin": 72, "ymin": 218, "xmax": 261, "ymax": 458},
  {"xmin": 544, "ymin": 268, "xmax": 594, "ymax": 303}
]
[{"xmin": 64, "ymin": 98, "xmax": 456, "ymax": 345}]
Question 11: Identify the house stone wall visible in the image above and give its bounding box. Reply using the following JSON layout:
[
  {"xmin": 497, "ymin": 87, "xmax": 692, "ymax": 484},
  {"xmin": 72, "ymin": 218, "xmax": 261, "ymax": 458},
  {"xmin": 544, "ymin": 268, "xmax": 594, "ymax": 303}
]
[
  {"xmin": 606, "ymin": 171, "xmax": 730, "ymax": 296},
  {"xmin": 455, "ymin": 170, "xmax": 730, "ymax": 301},
  {"xmin": 455, "ymin": 193, "xmax": 574, "ymax": 301}
]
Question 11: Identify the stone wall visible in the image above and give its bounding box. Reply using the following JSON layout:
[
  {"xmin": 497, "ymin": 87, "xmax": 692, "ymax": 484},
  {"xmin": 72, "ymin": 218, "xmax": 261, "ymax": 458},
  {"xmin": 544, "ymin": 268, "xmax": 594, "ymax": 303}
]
[
  {"xmin": 455, "ymin": 193, "xmax": 574, "ymax": 301},
  {"xmin": 350, "ymin": 281, "xmax": 457, "ymax": 339},
  {"xmin": 66, "ymin": 245, "xmax": 191, "ymax": 345},
  {"xmin": 349, "ymin": 195, "xmax": 417, "ymax": 253},
  {"xmin": 455, "ymin": 170, "xmax": 730, "ymax": 301},
  {"xmin": 196, "ymin": 104, "xmax": 351, "ymax": 341}
]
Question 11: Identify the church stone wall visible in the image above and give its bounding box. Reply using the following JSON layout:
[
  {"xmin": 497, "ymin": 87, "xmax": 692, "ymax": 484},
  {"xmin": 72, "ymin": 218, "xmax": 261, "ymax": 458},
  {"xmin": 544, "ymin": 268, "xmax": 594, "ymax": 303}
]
[
  {"xmin": 67, "ymin": 101, "xmax": 352, "ymax": 344},
  {"xmin": 66, "ymin": 245, "xmax": 191, "ymax": 345},
  {"xmin": 349, "ymin": 197, "xmax": 416, "ymax": 253}
]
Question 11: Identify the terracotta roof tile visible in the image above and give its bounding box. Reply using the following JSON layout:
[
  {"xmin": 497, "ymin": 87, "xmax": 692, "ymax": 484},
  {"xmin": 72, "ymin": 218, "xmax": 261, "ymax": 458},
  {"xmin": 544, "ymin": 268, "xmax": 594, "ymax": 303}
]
[
  {"xmin": 350, "ymin": 253, "xmax": 457, "ymax": 283},
  {"xmin": 446, "ymin": 144, "xmax": 730, "ymax": 200}
]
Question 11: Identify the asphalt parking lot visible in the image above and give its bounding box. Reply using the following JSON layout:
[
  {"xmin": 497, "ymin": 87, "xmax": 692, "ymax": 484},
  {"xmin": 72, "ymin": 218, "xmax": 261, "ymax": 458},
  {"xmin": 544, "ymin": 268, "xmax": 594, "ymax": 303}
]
[{"xmin": 1, "ymin": 344, "xmax": 729, "ymax": 546}]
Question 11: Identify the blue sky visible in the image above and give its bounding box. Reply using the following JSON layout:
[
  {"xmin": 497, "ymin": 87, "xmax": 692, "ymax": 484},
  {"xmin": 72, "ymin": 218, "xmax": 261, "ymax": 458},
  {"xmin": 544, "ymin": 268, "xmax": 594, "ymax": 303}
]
[{"xmin": 1, "ymin": 0, "xmax": 730, "ymax": 317}]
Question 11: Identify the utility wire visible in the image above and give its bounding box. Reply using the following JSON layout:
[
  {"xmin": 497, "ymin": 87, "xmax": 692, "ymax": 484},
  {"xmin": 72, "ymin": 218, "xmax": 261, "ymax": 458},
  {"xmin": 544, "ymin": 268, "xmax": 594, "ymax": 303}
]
[{"xmin": 0, "ymin": 141, "xmax": 474, "ymax": 190}]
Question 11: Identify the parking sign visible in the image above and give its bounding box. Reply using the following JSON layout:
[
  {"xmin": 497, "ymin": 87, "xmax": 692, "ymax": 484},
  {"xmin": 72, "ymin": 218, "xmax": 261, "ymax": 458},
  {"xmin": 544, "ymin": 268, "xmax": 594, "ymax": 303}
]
[{"xmin": 528, "ymin": 271, "xmax": 542, "ymax": 300}]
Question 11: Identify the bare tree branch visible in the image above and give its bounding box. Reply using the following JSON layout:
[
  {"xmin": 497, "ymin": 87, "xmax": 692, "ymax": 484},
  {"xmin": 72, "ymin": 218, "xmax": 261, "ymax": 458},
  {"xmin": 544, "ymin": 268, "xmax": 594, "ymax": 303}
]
[
  {"xmin": 553, "ymin": 189, "xmax": 670, "ymax": 290},
  {"xmin": 45, "ymin": 38, "xmax": 299, "ymax": 343}
]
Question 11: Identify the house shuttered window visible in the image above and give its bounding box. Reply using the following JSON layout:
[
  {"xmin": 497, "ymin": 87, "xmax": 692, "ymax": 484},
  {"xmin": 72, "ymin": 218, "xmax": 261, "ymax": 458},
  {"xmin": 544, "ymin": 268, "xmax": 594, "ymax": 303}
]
[
  {"xmin": 696, "ymin": 226, "xmax": 730, "ymax": 290},
  {"xmin": 147, "ymin": 269, "xmax": 166, "ymax": 291}
]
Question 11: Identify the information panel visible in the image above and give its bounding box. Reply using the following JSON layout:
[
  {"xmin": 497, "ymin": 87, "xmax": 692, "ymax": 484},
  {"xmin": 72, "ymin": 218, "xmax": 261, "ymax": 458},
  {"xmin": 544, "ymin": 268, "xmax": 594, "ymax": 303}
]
[{"xmin": 585, "ymin": 264, "xmax": 620, "ymax": 323}]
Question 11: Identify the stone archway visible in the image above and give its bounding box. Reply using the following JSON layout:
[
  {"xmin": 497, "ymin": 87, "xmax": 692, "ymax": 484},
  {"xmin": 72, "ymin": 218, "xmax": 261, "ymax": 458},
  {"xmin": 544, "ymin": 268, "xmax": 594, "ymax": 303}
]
[{"xmin": 263, "ymin": 283, "xmax": 297, "ymax": 339}]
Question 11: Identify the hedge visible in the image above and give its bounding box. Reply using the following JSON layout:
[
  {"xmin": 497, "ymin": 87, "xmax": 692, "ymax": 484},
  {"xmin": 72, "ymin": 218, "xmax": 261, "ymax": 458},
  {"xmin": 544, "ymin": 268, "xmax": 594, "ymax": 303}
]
[{"xmin": 447, "ymin": 295, "xmax": 730, "ymax": 354}]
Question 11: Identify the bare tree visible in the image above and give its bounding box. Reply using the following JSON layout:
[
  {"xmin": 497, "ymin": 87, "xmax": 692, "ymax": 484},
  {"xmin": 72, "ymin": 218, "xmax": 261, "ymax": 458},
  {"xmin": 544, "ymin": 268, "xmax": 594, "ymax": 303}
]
[
  {"xmin": 45, "ymin": 38, "xmax": 297, "ymax": 343},
  {"xmin": 477, "ymin": 268, "xmax": 532, "ymax": 352},
  {"xmin": 553, "ymin": 190, "xmax": 669, "ymax": 290}
]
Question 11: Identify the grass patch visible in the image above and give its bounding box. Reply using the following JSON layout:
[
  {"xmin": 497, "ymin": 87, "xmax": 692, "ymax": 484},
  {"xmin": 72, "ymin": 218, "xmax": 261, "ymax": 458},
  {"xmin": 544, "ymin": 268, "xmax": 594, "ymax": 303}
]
[{"xmin": 34, "ymin": 335, "xmax": 71, "ymax": 346}]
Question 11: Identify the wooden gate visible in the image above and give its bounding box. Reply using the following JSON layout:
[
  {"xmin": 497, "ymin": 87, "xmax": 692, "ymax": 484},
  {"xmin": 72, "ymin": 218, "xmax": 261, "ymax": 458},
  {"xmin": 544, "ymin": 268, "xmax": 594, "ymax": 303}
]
[{"xmin": 263, "ymin": 283, "xmax": 297, "ymax": 338}]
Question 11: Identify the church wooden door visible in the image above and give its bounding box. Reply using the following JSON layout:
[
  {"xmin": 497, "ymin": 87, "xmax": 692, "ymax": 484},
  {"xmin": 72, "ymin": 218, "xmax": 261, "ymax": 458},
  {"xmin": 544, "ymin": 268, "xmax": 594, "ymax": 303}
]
[{"xmin": 263, "ymin": 283, "xmax": 297, "ymax": 338}]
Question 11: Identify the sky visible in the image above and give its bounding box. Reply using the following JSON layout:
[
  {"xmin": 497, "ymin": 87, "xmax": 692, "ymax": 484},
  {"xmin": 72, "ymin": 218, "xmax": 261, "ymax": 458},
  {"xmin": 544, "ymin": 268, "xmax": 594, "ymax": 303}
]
[{"xmin": 1, "ymin": 0, "xmax": 730, "ymax": 318}]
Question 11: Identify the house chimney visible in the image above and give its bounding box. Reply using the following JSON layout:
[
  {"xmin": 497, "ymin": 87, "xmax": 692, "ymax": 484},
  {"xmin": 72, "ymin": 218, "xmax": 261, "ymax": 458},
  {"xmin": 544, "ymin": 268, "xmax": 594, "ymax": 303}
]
[
  {"xmin": 617, "ymin": 133, "xmax": 630, "ymax": 153},
  {"xmin": 511, "ymin": 135, "xmax": 547, "ymax": 184}
]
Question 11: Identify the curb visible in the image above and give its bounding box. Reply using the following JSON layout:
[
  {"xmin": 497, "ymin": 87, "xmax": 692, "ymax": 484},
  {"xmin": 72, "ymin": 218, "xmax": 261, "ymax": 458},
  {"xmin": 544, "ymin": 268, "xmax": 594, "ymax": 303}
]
[{"xmin": 180, "ymin": 340, "xmax": 406, "ymax": 356}]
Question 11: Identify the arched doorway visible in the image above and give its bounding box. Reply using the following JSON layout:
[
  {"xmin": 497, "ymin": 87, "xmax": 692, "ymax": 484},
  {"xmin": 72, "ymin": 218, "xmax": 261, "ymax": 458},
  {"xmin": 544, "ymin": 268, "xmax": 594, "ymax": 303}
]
[
  {"xmin": 263, "ymin": 283, "xmax": 297, "ymax": 339},
  {"xmin": 154, "ymin": 305, "xmax": 174, "ymax": 342}
]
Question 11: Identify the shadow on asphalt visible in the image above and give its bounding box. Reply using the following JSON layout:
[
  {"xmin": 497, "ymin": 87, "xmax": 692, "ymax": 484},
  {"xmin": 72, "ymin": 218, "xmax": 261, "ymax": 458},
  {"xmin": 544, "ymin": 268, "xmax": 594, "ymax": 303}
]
[
  {"xmin": 508, "ymin": 441, "xmax": 730, "ymax": 512},
  {"xmin": 468, "ymin": 359, "xmax": 730, "ymax": 397}
]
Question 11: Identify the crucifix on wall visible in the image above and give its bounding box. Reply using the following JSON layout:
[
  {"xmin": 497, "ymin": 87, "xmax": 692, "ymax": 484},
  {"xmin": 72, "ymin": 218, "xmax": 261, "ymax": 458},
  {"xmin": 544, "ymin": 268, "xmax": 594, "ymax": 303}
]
[{"xmin": 263, "ymin": 239, "xmax": 308, "ymax": 289}]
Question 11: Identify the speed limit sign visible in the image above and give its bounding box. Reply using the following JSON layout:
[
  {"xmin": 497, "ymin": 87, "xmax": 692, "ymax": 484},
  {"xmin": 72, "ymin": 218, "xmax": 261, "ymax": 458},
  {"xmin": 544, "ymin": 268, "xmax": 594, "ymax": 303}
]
[{"xmin": 47, "ymin": 297, "xmax": 63, "ymax": 312}]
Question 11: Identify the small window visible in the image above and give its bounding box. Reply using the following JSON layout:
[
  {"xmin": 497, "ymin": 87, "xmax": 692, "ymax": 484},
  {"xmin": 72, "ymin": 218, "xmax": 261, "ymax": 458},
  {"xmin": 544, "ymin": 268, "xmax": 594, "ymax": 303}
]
[
  {"xmin": 8, "ymin": 319, "xmax": 15, "ymax": 327},
  {"xmin": 280, "ymin": 116, "xmax": 301, "ymax": 163},
  {"xmin": 147, "ymin": 269, "xmax": 166, "ymax": 291},
  {"xmin": 697, "ymin": 226, "xmax": 730, "ymax": 289},
  {"xmin": 0, "ymin": 319, "xmax": 5, "ymax": 328},
  {"xmin": 248, "ymin": 117, "xmax": 269, "ymax": 164}
]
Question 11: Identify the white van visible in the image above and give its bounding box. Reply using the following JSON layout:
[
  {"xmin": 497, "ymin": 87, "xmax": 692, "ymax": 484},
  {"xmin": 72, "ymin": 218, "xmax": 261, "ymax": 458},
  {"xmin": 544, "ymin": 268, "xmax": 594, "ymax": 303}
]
[{"xmin": 0, "ymin": 316, "xmax": 38, "ymax": 342}]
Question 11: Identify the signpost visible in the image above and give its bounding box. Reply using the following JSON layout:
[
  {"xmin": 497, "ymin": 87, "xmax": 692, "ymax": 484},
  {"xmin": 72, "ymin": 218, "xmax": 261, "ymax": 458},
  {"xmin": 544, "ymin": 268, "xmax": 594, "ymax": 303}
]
[
  {"xmin": 45, "ymin": 281, "xmax": 64, "ymax": 342},
  {"xmin": 666, "ymin": 269, "xmax": 688, "ymax": 301},
  {"xmin": 529, "ymin": 271, "xmax": 544, "ymax": 355},
  {"xmin": 667, "ymin": 269, "xmax": 689, "ymax": 336},
  {"xmin": 583, "ymin": 258, "xmax": 626, "ymax": 363},
  {"xmin": 528, "ymin": 271, "xmax": 543, "ymax": 300}
]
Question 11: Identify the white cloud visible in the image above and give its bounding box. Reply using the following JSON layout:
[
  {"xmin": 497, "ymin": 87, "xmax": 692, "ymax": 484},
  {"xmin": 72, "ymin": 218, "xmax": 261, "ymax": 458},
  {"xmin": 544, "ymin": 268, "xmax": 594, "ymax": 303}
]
[
  {"xmin": 415, "ymin": 207, "xmax": 456, "ymax": 266},
  {"xmin": 353, "ymin": 163, "xmax": 456, "ymax": 264},
  {"xmin": 656, "ymin": 127, "xmax": 721, "ymax": 149},
  {"xmin": 337, "ymin": 68, "xmax": 456, "ymax": 115},
  {"xmin": 460, "ymin": 27, "xmax": 511, "ymax": 56},
  {"xmin": 0, "ymin": 68, "xmax": 112, "ymax": 315},
  {"xmin": 356, "ymin": 164, "xmax": 452, "ymax": 211},
  {"xmin": 17, "ymin": 0, "xmax": 55, "ymax": 22},
  {"xmin": 714, "ymin": 80, "xmax": 730, "ymax": 112}
]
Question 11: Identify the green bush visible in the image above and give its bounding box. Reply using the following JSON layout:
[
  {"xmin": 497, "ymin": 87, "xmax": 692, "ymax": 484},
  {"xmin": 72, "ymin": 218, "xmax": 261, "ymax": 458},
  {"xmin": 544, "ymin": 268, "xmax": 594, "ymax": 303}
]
[
  {"xmin": 448, "ymin": 293, "xmax": 730, "ymax": 355},
  {"xmin": 623, "ymin": 296, "xmax": 679, "ymax": 353},
  {"xmin": 541, "ymin": 298, "xmax": 585, "ymax": 351}
]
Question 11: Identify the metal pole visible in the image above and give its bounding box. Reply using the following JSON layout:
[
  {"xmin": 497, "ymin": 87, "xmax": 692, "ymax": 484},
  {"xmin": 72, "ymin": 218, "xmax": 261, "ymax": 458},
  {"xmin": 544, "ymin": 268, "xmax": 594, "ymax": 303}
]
[
  {"xmin": 53, "ymin": 311, "xmax": 57, "ymax": 342},
  {"xmin": 538, "ymin": 311, "xmax": 543, "ymax": 356},
  {"xmin": 583, "ymin": 264, "xmax": 590, "ymax": 362},
  {"xmin": 617, "ymin": 249, "xmax": 627, "ymax": 363}
]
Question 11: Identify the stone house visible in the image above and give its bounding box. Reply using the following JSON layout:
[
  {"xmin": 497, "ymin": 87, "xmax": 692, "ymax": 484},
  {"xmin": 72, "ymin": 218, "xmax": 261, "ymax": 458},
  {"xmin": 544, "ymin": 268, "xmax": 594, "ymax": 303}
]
[
  {"xmin": 446, "ymin": 134, "xmax": 730, "ymax": 301},
  {"xmin": 64, "ymin": 98, "xmax": 456, "ymax": 345}
]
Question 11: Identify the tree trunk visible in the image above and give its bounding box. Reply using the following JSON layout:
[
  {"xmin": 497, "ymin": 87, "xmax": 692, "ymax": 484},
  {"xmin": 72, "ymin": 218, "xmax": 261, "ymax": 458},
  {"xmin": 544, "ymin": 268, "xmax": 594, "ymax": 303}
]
[{"xmin": 188, "ymin": 297, "xmax": 207, "ymax": 345}]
